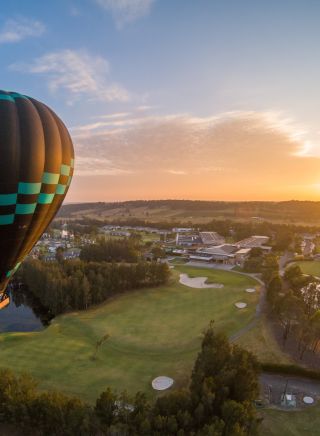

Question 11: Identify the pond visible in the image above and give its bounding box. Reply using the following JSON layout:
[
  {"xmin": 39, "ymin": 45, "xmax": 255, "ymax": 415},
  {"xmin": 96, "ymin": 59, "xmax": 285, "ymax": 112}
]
[{"xmin": 0, "ymin": 284, "xmax": 53, "ymax": 332}]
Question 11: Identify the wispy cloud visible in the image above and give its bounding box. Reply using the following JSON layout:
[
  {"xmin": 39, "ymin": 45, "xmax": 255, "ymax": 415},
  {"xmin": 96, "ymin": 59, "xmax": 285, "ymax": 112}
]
[
  {"xmin": 0, "ymin": 17, "xmax": 45, "ymax": 44},
  {"xmin": 75, "ymin": 157, "xmax": 132, "ymax": 176},
  {"xmin": 70, "ymin": 110, "xmax": 320, "ymax": 202},
  {"xmin": 93, "ymin": 112, "xmax": 131, "ymax": 120},
  {"xmin": 10, "ymin": 49, "xmax": 129, "ymax": 104},
  {"xmin": 166, "ymin": 170, "xmax": 187, "ymax": 175},
  {"xmin": 95, "ymin": 0, "xmax": 155, "ymax": 28}
]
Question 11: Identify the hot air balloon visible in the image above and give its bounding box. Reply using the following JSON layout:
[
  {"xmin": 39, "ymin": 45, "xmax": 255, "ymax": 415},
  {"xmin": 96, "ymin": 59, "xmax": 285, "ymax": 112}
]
[{"xmin": 0, "ymin": 91, "xmax": 74, "ymax": 309}]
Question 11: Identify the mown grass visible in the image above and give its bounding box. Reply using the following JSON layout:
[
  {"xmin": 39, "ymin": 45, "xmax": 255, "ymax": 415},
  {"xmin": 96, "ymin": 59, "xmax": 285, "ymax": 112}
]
[
  {"xmin": 0, "ymin": 266, "xmax": 258, "ymax": 403},
  {"xmin": 293, "ymin": 260, "xmax": 320, "ymax": 277},
  {"xmin": 260, "ymin": 405, "xmax": 320, "ymax": 436}
]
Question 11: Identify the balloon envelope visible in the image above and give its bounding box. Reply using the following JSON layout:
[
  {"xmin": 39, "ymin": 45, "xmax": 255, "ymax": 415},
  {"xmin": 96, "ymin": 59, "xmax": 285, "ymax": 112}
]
[{"xmin": 0, "ymin": 91, "xmax": 74, "ymax": 306}]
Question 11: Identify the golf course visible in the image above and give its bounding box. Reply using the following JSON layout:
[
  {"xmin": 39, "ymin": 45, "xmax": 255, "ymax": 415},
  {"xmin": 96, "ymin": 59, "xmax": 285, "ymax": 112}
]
[
  {"xmin": 0, "ymin": 266, "xmax": 259, "ymax": 403},
  {"xmin": 291, "ymin": 260, "xmax": 320, "ymax": 277}
]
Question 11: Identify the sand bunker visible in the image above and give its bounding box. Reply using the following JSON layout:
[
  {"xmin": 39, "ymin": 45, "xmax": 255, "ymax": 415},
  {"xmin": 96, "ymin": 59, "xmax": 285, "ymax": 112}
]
[
  {"xmin": 235, "ymin": 302, "xmax": 247, "ymax": 309},
  {"xmin": 179, "ymin": 273, "xmax": 224, "ymax": 289},
  {"xmin": 245, "ymin": 288, "xmax": 256, "ymax": 293},
  {"xmin": 152, "ymin": 376, "xmax": 174, "ymax": 391},
  {"xmin": 303, "ymin": 396, "xmax": 315, "ymax": 405}
]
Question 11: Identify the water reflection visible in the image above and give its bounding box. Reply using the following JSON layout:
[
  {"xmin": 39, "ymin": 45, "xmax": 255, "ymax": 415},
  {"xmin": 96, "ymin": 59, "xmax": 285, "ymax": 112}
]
[{"xmin": 0, "ymin": 283, "xmax": 54, "ymax": 332}]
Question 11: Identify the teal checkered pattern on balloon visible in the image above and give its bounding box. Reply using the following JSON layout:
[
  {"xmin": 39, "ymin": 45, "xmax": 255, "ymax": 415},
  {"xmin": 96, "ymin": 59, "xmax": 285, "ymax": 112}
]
[{"xmin": 0, "ymin": 159, "xmax": 74, "ymax": 225}]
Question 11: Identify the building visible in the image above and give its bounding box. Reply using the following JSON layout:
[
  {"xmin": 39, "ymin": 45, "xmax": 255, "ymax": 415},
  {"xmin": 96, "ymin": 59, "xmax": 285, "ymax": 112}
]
[
  {"xmin": 302, "ymin": 239, "xmax": 315, "ymax": 256},
  {"xmin": 176, "ymin": 233, "xmax": 202, "ymax": 246},
  {"xmin": 199, "ymin": 232, "xmax": 225, "ymax": 245},
  {"xmin": 235, "ymin": 235, "xmax": 269, "ymax": 248},
  {"xmin": 172, "ymin": 227, "xmax": 193, "ymax": 233},
  {"xmin": 189, "ymin": 244, "xmax": 253, "ymax": 266},
  {"xmin": 234, "ymin": 248, "xmax": 251, "ymax": 266},
  {"xmin": 110, "ymin": 230, "xmax": 131, "ymax": 237},
  {"xmin": 190, "ymin": 244, "xmax": 238, "ymax": 264}
]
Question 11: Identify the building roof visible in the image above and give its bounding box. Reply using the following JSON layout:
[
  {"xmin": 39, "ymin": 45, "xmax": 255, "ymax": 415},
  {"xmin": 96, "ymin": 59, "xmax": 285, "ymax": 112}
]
[
  {"xmin": 198, "ymin": 244, "xmax": 237, "ymax": 256},
  {"xmin": 199, "ymin": 231, "xmax": 225, "ymax": 245},
  {"xmin": 235, "ymin": 235, "xmax": 269, "ymax": 248},
  {"xmin": 189, "ymin": 254, "xmax": 215, "ymax": 261},
  {"xmin": 235, "ymin": 248, "xmax": 251, "ymax": 255}
]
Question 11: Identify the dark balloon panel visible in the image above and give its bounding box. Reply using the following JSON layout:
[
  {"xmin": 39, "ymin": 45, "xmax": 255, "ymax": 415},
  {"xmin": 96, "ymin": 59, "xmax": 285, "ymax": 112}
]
[{"xmin": 0, "ymin": 91, "xmax": 74, "ymax": 307}]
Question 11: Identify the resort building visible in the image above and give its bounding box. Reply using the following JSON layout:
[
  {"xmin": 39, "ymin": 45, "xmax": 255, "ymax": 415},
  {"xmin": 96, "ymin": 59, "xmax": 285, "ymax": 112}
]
[{"xmin": 199, "ymin": 231, "xmax": 225, "ymax": 245}]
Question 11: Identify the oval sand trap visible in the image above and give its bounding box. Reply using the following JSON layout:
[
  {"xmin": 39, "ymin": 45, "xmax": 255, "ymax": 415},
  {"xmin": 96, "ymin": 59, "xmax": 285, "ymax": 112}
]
[
  {"xmin": 179, "ymin": 273, "xmax": 224, "ymax": 289},
  {"xmin": 235, "ymin": 302, "xmax": 247, "ymax": 309},
  {"xmin": 303, "ymin": 396, "xmax": 315, "ymax": 405},
  {"xmin": 246, "ymin": 288, "xmax": 256, "ymax": 293},
  {"xmin": 152, "ymin": 376, "xmax": 174, "ymax": 391}
]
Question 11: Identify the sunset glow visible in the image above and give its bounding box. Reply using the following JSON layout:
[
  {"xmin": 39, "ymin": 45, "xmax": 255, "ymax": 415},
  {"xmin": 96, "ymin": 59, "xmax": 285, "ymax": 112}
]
[{"xmin": 2, "ymin": 0, "xmax": 320, "ymax": 202}]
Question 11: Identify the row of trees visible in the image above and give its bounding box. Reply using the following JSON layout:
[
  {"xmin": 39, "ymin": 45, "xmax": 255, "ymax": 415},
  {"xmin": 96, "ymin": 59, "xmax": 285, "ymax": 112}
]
[
  {"xmin": 80, "ymin": 239, "xmax": 141, "ymax": 263},
  {"xmin": 267, "ymin": 264, "xmax": 320, "ymax": 359},
  {"xmin": 243, "ymin": 248, "xmax": 279, "ymax": 283},
  {"xmin": 0, "ymin": 324, "xmax": 260, "ymax": 435},
  {"xmin": 19, "ymin": 259, "xmax": 170, "ymax": 315}
]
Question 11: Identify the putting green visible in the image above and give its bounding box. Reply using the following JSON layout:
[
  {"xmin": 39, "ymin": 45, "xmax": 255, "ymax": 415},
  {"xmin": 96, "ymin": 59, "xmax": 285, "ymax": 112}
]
[{"xmin": 0, "ymin": 266, "xmax": 259, "ymax": 403}]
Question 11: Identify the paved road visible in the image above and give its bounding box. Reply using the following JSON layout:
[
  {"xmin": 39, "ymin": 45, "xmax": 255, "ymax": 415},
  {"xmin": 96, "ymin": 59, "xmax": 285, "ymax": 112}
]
[
  {"xmin": 260, "ymin": 373, "xmax": 320, "ymax": 406},
  {"xmin": 279, "ymin": 251, "xmax": 294, "ymax": 276}
]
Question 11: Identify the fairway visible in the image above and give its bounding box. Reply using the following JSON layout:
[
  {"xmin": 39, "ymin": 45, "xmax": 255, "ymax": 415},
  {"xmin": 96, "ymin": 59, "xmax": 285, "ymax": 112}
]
[
  {"xmin": 0, "ymin": 266, "xmax": 259, "ymax": 403},
  {"xmin": 292, "ymin": 260, "xmax": 320, "ymax": 277}
]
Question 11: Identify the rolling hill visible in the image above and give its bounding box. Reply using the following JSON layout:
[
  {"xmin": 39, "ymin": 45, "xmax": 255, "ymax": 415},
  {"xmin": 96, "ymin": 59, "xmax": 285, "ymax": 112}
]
[{"xmin": 58, "ymin": 199, "xmax": 320, "ymax": 225}]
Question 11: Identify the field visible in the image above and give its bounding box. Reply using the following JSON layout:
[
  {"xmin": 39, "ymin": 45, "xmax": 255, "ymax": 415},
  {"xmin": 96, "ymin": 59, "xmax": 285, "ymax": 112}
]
[
  {"xmin": 260, "ymin": 405, "xmax": 320, "ymax": 436},
  {"xmin": 292, "ymin": 260, "xmax": 320, "ymax": 277},
  {"xmin": 0, "ymin": 266, "xmax": 259, "ymax": 403}
]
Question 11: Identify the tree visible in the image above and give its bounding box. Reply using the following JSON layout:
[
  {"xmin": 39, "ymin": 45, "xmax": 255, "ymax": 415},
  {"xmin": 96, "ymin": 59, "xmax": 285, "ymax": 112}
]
[
  {"xmin": 55, "ymin": 246, "xmax": 65, "ymax": 263},
  {"xmin": 266, "ymin": 274, "xmax": 282, "ymax": 308},
  {"xmin": 151, "ymin": 246, "xmax": 166, "ymax": 259},
  {"xmin": 95, "ymin": 388, "xmax": 117, "ymax": 429},
  {"xmin": 299, "ymin": 281, "xmax": 320, "ymax": 318},
  {"xmin": 261, "ymin": 254, "xmax": 279, "ymax": 284},
  {"xmin": 92, "ymin": 333, "xmax": 110, "ymax": 360},
  {"xmin": 189, "ymin": 322, "xmax": 259, "ymax": 433},
  {"xmin": 274, "ymin": 291, "xmax": 304, "ymax": 346},
  {"xmin": 284, "ymin": 264, "xmax": 302, "ymax": 283}
]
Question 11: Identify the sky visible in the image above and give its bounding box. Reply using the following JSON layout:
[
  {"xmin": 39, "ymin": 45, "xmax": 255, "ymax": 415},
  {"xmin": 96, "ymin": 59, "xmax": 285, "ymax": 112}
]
[{"xmin": 1, "ymin": 0, "xmax": 320, "ymax": 202}]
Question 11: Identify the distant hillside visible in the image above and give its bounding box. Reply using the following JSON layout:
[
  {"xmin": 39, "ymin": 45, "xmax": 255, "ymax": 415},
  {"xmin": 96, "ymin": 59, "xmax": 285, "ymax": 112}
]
[{"xmin": 57, "ymin": 200, "xmax": 320, "ymax": 225}]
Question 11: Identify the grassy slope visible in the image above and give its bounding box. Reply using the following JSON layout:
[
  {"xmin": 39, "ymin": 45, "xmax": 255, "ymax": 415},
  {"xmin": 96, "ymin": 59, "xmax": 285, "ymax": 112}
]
[
  {"xmin": 235, "ymin": 315, "xmax": 295, "ymax": 365},
  {"xmin": 0, "ymin": 267, "xmax": 258, "ymax": 403}
]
